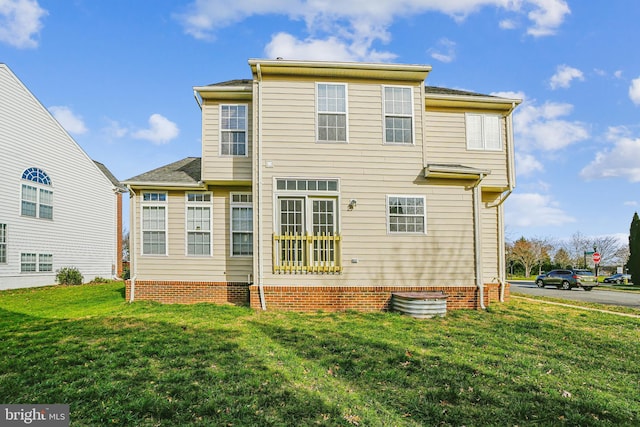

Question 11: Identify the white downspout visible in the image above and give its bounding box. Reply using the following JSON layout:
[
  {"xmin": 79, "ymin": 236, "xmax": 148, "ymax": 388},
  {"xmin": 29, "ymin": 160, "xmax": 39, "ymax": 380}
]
[
  {"xmin": 473, "ymin": 174, "xmax": 486, "ymax": 310},
  {"xmin": 126, "ymin": 185, "xmax": 137, "ymax": 303},
  {"xmin": 256, "ymin": 63, "xmax": 266, "ymax": 310}
]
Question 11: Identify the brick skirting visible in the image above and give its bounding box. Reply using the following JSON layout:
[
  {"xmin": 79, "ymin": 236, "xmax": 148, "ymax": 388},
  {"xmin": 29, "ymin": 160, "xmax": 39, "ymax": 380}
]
[
  {"xmin": 125, "ymin": 280, "xmax": 509, "ymax": 311},
  {"xmin": 125, "ymin": 280, "xmax": 250, "ymax": 305},
  {"xmin": 250, "ymin": 283, "xmax": 509, "ymax": 312}
]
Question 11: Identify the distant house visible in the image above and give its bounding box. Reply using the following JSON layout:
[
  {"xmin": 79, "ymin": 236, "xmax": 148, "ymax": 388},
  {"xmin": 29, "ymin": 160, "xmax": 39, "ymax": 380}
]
[
  {"xmin": 0, "ymin": 64, "xmax": 125, "ymax": 289},
  {"xmin": 124, "ymin": 59, "xmax": 520, "ymax": 311}
]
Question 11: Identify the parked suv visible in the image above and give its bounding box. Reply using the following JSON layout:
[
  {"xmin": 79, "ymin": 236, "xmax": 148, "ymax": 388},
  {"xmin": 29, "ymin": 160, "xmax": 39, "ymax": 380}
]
[{"xmin": 535, "ymin": 269, "xmax": 597, "ymax": 291}]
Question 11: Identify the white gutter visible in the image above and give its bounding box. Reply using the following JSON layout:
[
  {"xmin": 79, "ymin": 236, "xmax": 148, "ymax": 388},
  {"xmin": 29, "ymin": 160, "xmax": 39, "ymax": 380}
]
[
  {"xmin": 472, "ymin": 174, "xmax": 487, "ymax": 310},
  {"xmin": 256, "ymin": 63, "xmax": 266, "ymax": 310},
  {"xmin": 126, "ymin": 185, "xmax": 137, "ymax": 303}
]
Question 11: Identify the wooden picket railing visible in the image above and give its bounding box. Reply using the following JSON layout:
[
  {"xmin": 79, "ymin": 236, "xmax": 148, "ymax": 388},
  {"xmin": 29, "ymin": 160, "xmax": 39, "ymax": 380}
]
[{"xmin": 273, "ymin": 232, "xmax": 342, "ymax": 273}]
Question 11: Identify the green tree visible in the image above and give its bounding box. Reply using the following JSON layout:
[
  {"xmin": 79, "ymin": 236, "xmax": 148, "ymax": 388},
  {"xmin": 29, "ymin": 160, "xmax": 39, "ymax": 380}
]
[
  {"xmin": 629, "ymin": 212, "xmax": 640, "ymax": 285},
  {"xmin": 554, "ymin": 248, "xmax": 572, "ymax": 269}
]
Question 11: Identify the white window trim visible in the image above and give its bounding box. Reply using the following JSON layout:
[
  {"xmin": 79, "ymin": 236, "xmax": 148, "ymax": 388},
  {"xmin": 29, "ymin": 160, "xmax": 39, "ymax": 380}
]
[
  {"xmin": 316, "ymin": 82, "xmax": 349, "ymax": 143},
  {"xmin": 386, "ymin": 195, "xmax": 427, "ymax": 235},
  {"xmin": 185, "ymin": 192, "xmax": 213, "ymax": 257},
  {"xmin": 382, "ymin": 85, "xmax": 415, "ymax": 145},
  {"xmin": 230, "ymin": 192, "xmax": 253, "ymax": 257},
  {"xmin": 465, "ymin": 113, "xmax": 502, "ymax": 151},
  {"xmin": 0, "ymin": 224, "xmax": 6, "ymax": 264},
  {"xmin": 273, "ymin": 177, "xmax": 341, "ymax": 234},
  {"xmin": 219, "ymin": 104, "xmax": 248, "ymax": 157},
  {"xmin": 140, "ymin": 192, "xmax": 168, "ymax": 256}
]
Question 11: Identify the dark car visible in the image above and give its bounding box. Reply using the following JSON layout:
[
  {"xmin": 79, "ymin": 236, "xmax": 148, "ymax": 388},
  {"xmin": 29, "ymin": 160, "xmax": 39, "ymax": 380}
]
[
  {"xmin": 535, "ymin": 269, "xmax": 597, "ymax": 291},
  {"xmin": 603, "ymin": 273, "xmax": 632, "ymax": 284}
]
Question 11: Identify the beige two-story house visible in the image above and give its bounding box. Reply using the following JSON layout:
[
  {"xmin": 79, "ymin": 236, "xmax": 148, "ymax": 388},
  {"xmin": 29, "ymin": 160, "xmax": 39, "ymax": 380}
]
[{"xmin": 123, "ymin": 59, "xmax": 520, "ymax": 311}]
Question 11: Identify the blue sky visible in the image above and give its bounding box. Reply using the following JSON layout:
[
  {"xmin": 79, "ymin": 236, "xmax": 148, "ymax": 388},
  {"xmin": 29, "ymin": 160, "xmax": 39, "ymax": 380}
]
[{"xmin": 2, "ymin": 0, "xmax": 639, "ymax": 243}]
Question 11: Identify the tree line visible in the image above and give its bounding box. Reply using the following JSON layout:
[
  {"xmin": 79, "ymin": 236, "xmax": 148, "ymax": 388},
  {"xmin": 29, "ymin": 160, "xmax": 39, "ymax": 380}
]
[{"xmin": 507, "ymin": 212, "xmax": 640, "ymax": 283}]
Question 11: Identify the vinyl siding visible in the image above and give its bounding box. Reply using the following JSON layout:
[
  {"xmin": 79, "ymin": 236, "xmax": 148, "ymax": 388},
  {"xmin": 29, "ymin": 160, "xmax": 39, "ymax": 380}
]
[
  {"xmin": 256, "ymin": 78, "xmax": 478, "ymax": 287},
  {"xmin": 133, "ymin": 187, "xmax": 252, "ymax": 282},
  {"xmin": 425, "ymin": 110, "xmax": 509, "ymax": 190},
  {"xmin": 201, "ymin": 101, "xmax": 253, "ymax": 182},
  {"xmin": 0, "ymin": 65, "xmax": 118, "ymax": 289}
]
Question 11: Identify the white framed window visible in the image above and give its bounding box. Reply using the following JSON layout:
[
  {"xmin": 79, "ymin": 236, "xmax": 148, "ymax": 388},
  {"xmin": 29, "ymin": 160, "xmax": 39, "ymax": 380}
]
[
  {"xmin": 20, "ymin": 253, "xmax": 37, "ymax": 272},
  {"xmin": 141, "ymin": 192, "xmax": 167, "ymax": 255},
  {"xmin": 466, "ymin": 113, "xmax": 501, "ymax": 151},
  {"xmin": 39, "ymin": 254, "xmax": 53, "ymax": 272},
  {"xmin": 220, "ymin": 104, "xmax": 247, "ymax": 156},
  {"xmin": 317, "ymin": 83, "xmax": 347, "ymax": 142},
  {"xmin": 186, "ymin": 192, "xmax": 212, "ymax": 256},
  {"xmin": 383, "ymin": 86, "xmax": 414, "ymax": 144},
  {"xmin": 21, "ymin": 168, "xmax": 53, "ymax": 219},
  {"xmin": 0, "ymin": 224, "xmax": 6, "ymax": 264},
  {"xmin": 231, "ymin": 193, "xmax": 253, "ymax": 257},
  {"xmin": 387, "ymin": 195, "xmax": 426, "ymax": 234}
]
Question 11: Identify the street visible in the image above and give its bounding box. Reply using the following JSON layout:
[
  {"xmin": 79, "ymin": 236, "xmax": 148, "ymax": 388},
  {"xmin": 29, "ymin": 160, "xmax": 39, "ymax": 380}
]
[{"xmin": 509, "ymin": 281, "xmax": 640, "ymax": 309}]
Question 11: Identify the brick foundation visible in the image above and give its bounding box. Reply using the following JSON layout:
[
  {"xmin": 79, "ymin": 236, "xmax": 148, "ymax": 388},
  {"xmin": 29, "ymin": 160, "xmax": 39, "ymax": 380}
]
[
  {"xmin": 249, "ymin": 283, "xmax": 509, "ymax": 312},
  {"xmin": 125, "ymin": 280, "xmax": 509, "ymax": 312},
  {"xmin": 125, "ymin": 280, "xmax": 250, "ymax": 305}
]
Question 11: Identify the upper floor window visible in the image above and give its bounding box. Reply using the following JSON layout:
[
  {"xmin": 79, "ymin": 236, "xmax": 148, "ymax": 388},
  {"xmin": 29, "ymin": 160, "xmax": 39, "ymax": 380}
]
[
  {"xmin": 387, "ymin": 195, "xmax": 426, "ymax": 234},
  {"xmin": 0, "ymin": 224, "xmax": 6, "ymax": 264},
  {"xmin": 466, "ymin": 114, "xmax": 501, "ymax": 151},
  {"xmin": 383, "ymin": 86, "xmax": 414, "ymax": 144},
  {"xmin": 21, "ymin": 168, "xmax": 53, "ymax": 219},
  {"xmin": 141, "ymin": 192, "xmax": 167, "ymax": 255},
  {"xmin": 231, "ymin": 193, "xmax": 253, "ymax": 257},
  {"xmin": 186, "ymin": 192, "xmax": 212, "ymax": 256},
  {"xmin": 220, "ymin": 104, "xmax": 247, "ymax": 156},
  {"xmin": 317, "ymin": 83, "xmax": 347, "ymax": 142}
]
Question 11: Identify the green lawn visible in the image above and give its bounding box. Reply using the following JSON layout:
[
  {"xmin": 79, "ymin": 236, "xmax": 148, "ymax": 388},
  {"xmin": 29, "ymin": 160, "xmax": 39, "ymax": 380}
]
[{"xmin": 1, "ymin": 283, "xmax": 639, "ymax": 426}]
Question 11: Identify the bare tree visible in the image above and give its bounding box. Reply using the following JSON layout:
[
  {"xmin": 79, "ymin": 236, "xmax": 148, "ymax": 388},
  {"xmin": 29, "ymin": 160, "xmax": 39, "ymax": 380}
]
[
  {"xmin": 592, "ymin": 235, "xmax": 624, "ymax": 266},
  {"xmin": 510, "ymin": 237, "xmax": 537, "ymax": 277}
]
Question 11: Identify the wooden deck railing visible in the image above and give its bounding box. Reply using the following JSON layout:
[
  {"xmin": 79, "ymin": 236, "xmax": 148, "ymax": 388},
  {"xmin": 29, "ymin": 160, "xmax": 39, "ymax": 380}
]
[{"xmin": 273, "ymin": 232, "xmax": 342, "ymax": 273}]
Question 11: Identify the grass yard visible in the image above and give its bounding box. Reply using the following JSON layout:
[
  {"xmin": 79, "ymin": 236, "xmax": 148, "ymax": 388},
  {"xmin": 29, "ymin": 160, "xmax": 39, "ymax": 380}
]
[{"xmin": 1, "ymin": 283, "xmax": 639, "ymax": 426}]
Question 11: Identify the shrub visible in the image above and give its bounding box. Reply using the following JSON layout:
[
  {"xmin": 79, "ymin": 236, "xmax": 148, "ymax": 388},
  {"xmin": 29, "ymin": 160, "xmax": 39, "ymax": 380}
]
[
  {"xmin": 90, "ymin": 277, "xmax": 111, "ymax": 284},
  {"xmin": 122, "ymin": 265, "xmax": 130, "ymax": 280},
  {"xmin": 56, "ymin": 267, "xmax": 84, "ymax": 285}
]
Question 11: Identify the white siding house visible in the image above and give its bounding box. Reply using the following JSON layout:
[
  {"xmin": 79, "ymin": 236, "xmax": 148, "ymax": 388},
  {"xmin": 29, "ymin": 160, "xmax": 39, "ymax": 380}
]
[{"xmin": 0, "ymin": 64, "xmax": 124, "ymax": 289}]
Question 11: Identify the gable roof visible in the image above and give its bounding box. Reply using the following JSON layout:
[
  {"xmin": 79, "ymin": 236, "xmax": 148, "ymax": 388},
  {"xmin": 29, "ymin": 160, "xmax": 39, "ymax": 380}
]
[
  {"xmin": 94, "ymin": 160, "xmax": 126, "ymax": 192},
  {"xmin": 425, "ymin": 86, "xmax": 497, "ymax": 98},
  {"xmin": 123, "ymin": 157, "xmax": 202, "ymax": 187}
]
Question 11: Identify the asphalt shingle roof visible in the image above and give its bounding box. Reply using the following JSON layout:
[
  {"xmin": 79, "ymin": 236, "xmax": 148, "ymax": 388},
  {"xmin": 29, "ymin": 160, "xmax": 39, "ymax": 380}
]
[
  {"xmin": 124, "ymin": 157, "xmax": 201, "ymax": 184},
  {"xmin": 425, "ymin": 86, "xmax": 496, "ymax": 98}
]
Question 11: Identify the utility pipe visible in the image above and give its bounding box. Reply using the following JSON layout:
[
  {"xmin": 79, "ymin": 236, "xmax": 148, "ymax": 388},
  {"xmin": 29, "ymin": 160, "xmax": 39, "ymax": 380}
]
[
  {"xmin": 256, "ymin": 63, "xmax": 266, "ymax": 310},
  {"xmin": 126, "ymin": 185, "xmax": 137, "ymax": 303}
]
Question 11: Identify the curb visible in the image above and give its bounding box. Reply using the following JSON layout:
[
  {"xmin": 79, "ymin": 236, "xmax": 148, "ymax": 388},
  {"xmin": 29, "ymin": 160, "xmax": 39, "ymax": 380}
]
[{"xmin": 511, "ymin": 295, "xmax": 640, "ymax": 319}]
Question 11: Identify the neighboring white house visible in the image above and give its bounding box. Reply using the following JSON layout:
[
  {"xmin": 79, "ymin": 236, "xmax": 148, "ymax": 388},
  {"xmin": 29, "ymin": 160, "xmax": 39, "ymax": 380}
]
[{"xmin": 0, "ymin": 64, "xmax": 124, "ymax": 290}]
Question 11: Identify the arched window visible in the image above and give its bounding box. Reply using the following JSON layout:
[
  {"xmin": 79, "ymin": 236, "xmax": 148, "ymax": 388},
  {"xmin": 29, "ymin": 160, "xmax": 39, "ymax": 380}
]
[
  {"xmin": 21, "ymin": 168, "xmax": 53, "ymax": 219},
  {"xmin": 22, "ymin": 167, "xmax": 52, "ymax": 185}
]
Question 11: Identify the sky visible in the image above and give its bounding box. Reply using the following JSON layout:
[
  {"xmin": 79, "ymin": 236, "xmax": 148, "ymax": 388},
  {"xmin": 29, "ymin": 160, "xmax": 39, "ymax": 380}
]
[{"xmin": 1, "ymin": 0, "xmax": 639, "ymax": 244}]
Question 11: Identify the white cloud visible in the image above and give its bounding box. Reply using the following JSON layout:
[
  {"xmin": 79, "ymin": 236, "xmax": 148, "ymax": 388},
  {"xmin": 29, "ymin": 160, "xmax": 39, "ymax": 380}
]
[
  {"xmin": 516, "ymin": 153, "xmax": 543, "ymax": 176},
  {"xmin": 491, "ymin": 90, "xmax": 525, "ymax": 100},
  {"xmin": 614, "ymin": 70, "xmax": 623, "ymax": 79},
  {"xmin": 514, "ymin": 98, "xmax": 589, "ymax": 151},
  {"xmin": 428, "ymin": 38, "xmax": 456, "ymax": 63},
  {"xmin": 265, "ymin": 32, "xmax": 396, "ymax": 62},
  {"xmin": 49, "ymin": 106, "xmax": 88, "ymax": 135},
  {"xmin": 549, "ymin": 65, "xmax": 584, "ymax": 89},
  {"xmin": 525, "ymin": 0, "xmax": 570, "ymax": 37},
  {"xmin": 580, "ymin": 135, "xmax": 640, "ymax": 182},
  {"xmin": 0, "ymin": 0, "xmax": 47, "ymax": 48},
  {"xmin": 102, "ymin": 118, "xmax": 129, "ymax": 140},
  {"xmin": 499, "ymin": 19, "xmax": 517, "ymax": 30},
  {"xmin": 132, "ymin": 114, "xmax": 179, "ymax": 145},
  {"xmin": 505, "ymin": 192, "xmax": 575, "ymax": 228},
  {"xmin": 629, "ymin": 77, "xmax": 640, "ymax": 105},
  {"xmin": 624, "ymin": 201, "xmax": 638, "ymax": 207},
  {"xmin": 176, "ymin": 1, "xmax": 570, "ymax": 61}
]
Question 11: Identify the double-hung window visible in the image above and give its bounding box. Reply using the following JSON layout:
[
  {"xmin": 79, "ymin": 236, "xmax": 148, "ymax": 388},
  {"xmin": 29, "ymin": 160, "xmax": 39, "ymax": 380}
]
[
  {"xmin": 387, "ymin": 195, "xmax": 426, "ymax": 234},
  {"xmin": 383, "ymin": 86, "xmax": 414, "ymax": 144},
  {"xmin": 20, "ymin": 252, "xmax": 52, "ymax": 272},
  {"xmin": 317, "ymin": 83, "xmax": 347, "ymax": 142},
  {"xmin": 466, "ymin": 113, "xmax": 501, "ymax": 151},
  {"xmin": 220, "ymin": 104, "xmax": 247, "ymax": 156},
  {"xmin": 186, "ymin": 193, "xmax": 212, "ymax": 256},
  {"xmin": 231, "ymin": 193, "xmax": 253, "ymax": 256},
  {"xmin": 141, "ymin": 192, "xmax": 167, "ymax": 255},
  {"xmin": 21, "ymin": 167, "xmax": 53, "ymax": 219},
  {"xmin": 0, "ymin": 224, "xmax": 6, "ymax": 264}
]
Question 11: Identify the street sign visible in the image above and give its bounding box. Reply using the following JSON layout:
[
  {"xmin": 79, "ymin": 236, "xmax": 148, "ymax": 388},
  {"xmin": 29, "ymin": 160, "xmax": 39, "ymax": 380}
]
[{"xmin": 592, "ymin": 252, "xmax": 601, "ymax": 264}]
